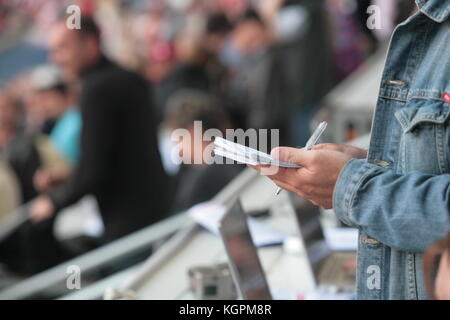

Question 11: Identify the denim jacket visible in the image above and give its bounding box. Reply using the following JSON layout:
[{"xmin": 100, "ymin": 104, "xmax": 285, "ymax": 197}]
[{"xmin": 333, "ymin": 0, "xmax": 450, "ymax": 300}]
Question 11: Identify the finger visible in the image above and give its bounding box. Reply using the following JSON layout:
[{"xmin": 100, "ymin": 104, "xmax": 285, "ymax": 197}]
[
  {"xmin": 260, "ymin": 165, "xmax": 288, "ymax": 176},
  {"xmin": 311, "ymin": 143, "xmax": 340, "ymax": 151},
  {"xmin": 273, "ymin": 179, "xmax": 327, "ymax": 208},
  {"xmin": 248, "ymin": 164, "xmax": 276, "ymax": 178},
  {"xmin": 266, "ymin": 167, "xmax": 312, "ymax": 190},
  {"xmin": 272, "ymin": 179, "xmax": 312, "ymax": 199},
  {"xmin": 247, "ymin": 164, "xmax": 260, "ymax": 171},
  {"xmin": 270, "ymin": 147, "xmax": 317, "ymax": 168}
]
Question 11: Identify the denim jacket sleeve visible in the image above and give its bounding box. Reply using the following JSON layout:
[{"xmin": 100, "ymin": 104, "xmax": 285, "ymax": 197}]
[{"xmin": 333, "ymin": 158, "xmax": 450, "ymax": 253}]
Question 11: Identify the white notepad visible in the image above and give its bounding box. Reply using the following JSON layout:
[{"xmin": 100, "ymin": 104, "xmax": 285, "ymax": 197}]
[{"xmin": 213, "ymin": 137, "xmax": 301, "ymax": 168}]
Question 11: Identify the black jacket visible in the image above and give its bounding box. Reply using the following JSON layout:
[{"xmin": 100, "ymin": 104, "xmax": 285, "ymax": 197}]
[
  {"xmin": 171, "ymin": 164, "xmax": 242, "ymax": 214},
  {"xmin": 50, "ymin": 57, "xmax": 169, "ymax": 241}
]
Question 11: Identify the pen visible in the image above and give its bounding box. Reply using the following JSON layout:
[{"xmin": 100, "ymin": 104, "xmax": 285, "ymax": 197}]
[{"xmin": 275, "ymin": 121, "xmax": 328, "ymax": 195}]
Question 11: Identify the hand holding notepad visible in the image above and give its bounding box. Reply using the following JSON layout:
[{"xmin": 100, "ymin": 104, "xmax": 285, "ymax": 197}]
[
  {"xmin": 213, "ymin": 122, "xmax": 327, "ymax": 169},
  {"xmin": 213, "ymin": 137, "xmax": 301, "ymax": 168}
]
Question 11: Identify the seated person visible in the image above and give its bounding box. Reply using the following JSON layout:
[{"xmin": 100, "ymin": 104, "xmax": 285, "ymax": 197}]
[
  {"xmin": 0, "ymin": 92, "xmax": 68, "ymax": 275},
  {"xmin": 30, "ymin": 65, "xmax": 81, "ymax": 167},
  {"xmin": 0, "ymin": 159, "xmax": 20, "ymax": 219},
  {"xmin": 164, "ymin": 89, "xmax": 243, "ymax": 214},
  {"xmin": 0, "ymin": 91, "xmax": 41, "ymax": 203}
]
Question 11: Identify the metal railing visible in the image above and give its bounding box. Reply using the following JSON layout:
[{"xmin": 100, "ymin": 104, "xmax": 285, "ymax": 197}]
[{"xmin": 0, "ymin": 212, "xmax": 187, "ymax": 299}]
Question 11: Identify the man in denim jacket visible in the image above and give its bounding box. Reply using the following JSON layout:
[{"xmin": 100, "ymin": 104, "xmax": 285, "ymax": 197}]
[{"xmin": 253, "ymin": 0, "xmax": 450, "ymax": 299}]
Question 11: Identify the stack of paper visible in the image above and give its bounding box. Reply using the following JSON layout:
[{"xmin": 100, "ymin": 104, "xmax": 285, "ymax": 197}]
[
  {"xmin": 213, "ymin": 137, "xmax": 301, "ymax": 168},
  {"xmin": 324, "ymin": 228, "xmax": 359, "ymax": 251},
  {"xmin": 187, "ymin": 202, "xmax": 286, "ymax": 247}
]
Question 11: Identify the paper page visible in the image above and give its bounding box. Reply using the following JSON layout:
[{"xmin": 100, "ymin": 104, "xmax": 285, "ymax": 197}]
[
  {"xmin": 213, "ymin": 137, "xmax": 301, "ymax": 168},
  {"xmin": 324, "ymin": 228, "xmax": 358, "ymax": 251},
  {"xmin": 187, "ymin": 202, "xmax": 286, "ymax": 247}
]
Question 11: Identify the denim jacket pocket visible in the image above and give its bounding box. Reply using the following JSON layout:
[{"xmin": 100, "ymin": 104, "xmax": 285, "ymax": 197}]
[{"xmin": 394, "ymin": 99, "xmax": 450, "ymax": 174}]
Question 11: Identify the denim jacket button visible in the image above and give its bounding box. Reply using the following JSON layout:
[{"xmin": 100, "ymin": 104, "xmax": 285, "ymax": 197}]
[
  {"xmin": 373, "ymin": 159, "xmax": 391, "ymax": 167},
  {"xmin": 386, "ymin": 79, "xmax": 407, "ymax": 86},
  {"xmin": 362, "ymin": 236, "xmax": 381, "ymax": 245}
]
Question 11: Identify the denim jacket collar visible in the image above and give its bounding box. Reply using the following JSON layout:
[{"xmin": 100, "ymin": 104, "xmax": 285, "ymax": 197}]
[{"xmin": 416, "ymin": 0, "xmax": 450, "ymax": 23}]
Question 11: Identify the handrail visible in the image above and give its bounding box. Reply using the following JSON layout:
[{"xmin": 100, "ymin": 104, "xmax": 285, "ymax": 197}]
[
  {"xmin": 0, "ymin": 212, "xmax": 187, "ymax": 300},
  {"xmin": 0, "ymin": 168, "xmax": 258, "ymax": 299},
  {"xmin": 0, "ymin": 202, "xmax": 31, "ymax": 244},
  {"xmin": 110, "ymin": 168, "xmax": 258, "ymax": 296}
]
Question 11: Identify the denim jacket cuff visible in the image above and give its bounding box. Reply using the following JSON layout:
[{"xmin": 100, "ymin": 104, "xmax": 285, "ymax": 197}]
[{"xmin": 333, "ymin": 158, "xmax": 376, "ymax": 227}]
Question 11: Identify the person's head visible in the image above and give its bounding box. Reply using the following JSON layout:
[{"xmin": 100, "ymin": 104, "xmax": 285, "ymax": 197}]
[
  {"xmin": 34, "ymin": 87, "xmax": 71, "ymax": 121},
  {"xmin": 48, "ymin": 16, "xmax": 102, "ymax": 80},
  {"xmin": 146, "ymin": 40, "xmax": 176, "ymax": 83},
  {"xmin": 205, "ymin": 13, "xmax": 233, "ymax": 54},
  {"xmin": 424, "ymin": 234, "xmax": 450, "ymax": 300},
  {"xmin": 0, "ymin": 91, "xmax": 21, "ymax": 133},
  {"xmin": 165, "ymin": 89, "xmax": 231, "ymax": 165},
  {"xmin": 231, "ymin": 9, "xmax": 269, "ymax": 57},
  {"xmin": 216, "ymin": 0, "xmax": 249, "ymax": 21},
  {"xmin": 174, "ymin": 18, "xmax": 208, "ymax": 64},
  {"xmin": 30, "ymin": 65, "xmax": 73, "ymax": 120}
]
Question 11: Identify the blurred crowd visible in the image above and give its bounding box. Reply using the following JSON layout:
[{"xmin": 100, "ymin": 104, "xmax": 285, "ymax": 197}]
[{"xmin": 0, "ymin": 0, "xmax": 417, "ymax": 276}]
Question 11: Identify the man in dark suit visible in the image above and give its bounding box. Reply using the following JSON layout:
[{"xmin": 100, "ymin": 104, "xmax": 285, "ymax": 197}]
[{"xmin": 31, "ymin": 17, "xmax": 169, "ymax": 242}]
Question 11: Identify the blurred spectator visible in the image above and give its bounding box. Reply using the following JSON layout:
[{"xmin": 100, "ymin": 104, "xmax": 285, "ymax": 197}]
[
  {"xmin": 153, "ymin": 16, "xmax": 212, "ymax": 124},
  {"xmin": 204, "ymin": 13, "xmax": 233, "ymax": 98},
  {"xmin": 146, "ymin": 40, "xmax": 176, "ymax": 85},
  {"xmin": 274, "ymin": 0, "xmax": 335, "ymax": 147},
  {"xmin": 165, "ymin": 89, "xmax": 242, "ymax": 213},
  {"xmin": 223, "ymin": 8, "xmax": 292, "ymax": 145},
  {"xmin": 0, "ymin": 159, "xmax": 21, "ymax": 219},
  {"xmin": 0, "ymin": 92, "xmax": 67, "ymax": 275},
  {"xmin": 205, "ymin": 13, "xmax": 233, "ymax": 55},
  {"xmin": 30, "ymin": 65, "xmax": 81, "ymax": 167},
  {"xmin": 326, "ymin": 0, "xmax": 368, "ymax": 81},
  {"xmin": 30, "ymin": 16, "xmax": 170, "ymax": 245},
  {"xmin": 0, "ymin": 91, "xmax": 41, "ymax": 203},
  {"xmin": 215, "ymin": 0, "xmax": 250, "ymax": 22}
]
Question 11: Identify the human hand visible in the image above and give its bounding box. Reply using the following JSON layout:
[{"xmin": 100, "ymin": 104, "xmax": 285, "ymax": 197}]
[
  {"xmin": 30, "ymin": 196, "xmax": 55, "ymax": 223},
  {"xmin": 252, "ymin": 147, "xmax": 353, "ymax": 209},
  {"xmin": 312, "ymin": 143, "xmax": 368, "ymax": 160},
  {"xmin": 34, "ymin": 167, "xmax": 70, "ymax": 192},
  {"xmin": 34, "ymin": 169, "xmax": 54, "ymax": 192}
]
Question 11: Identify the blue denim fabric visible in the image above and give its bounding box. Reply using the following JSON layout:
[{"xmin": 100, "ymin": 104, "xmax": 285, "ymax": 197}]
[{"xmin": 333, "ymin": 0, "xmax": 450, "ymax": 299}]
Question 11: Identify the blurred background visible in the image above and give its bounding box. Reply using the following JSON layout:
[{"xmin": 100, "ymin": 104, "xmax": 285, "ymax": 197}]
[{"xmin": 0, "ymin": 0, "xmax": 417, "ymax": 299}]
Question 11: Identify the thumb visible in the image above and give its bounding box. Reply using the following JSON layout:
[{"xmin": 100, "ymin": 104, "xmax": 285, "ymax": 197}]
[{"xmin": 270, "ymin": 147, "xmax": 315, "ymax": 167}]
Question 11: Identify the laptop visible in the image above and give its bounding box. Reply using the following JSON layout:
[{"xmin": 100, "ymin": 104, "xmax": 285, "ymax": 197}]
[
  {"xmin": 218, "ymin": 199, "xmax": 272, "ymax": 300},
  {"xmin": 287, "ymin": 194, "xmax": 356, "ymax": 291}
]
